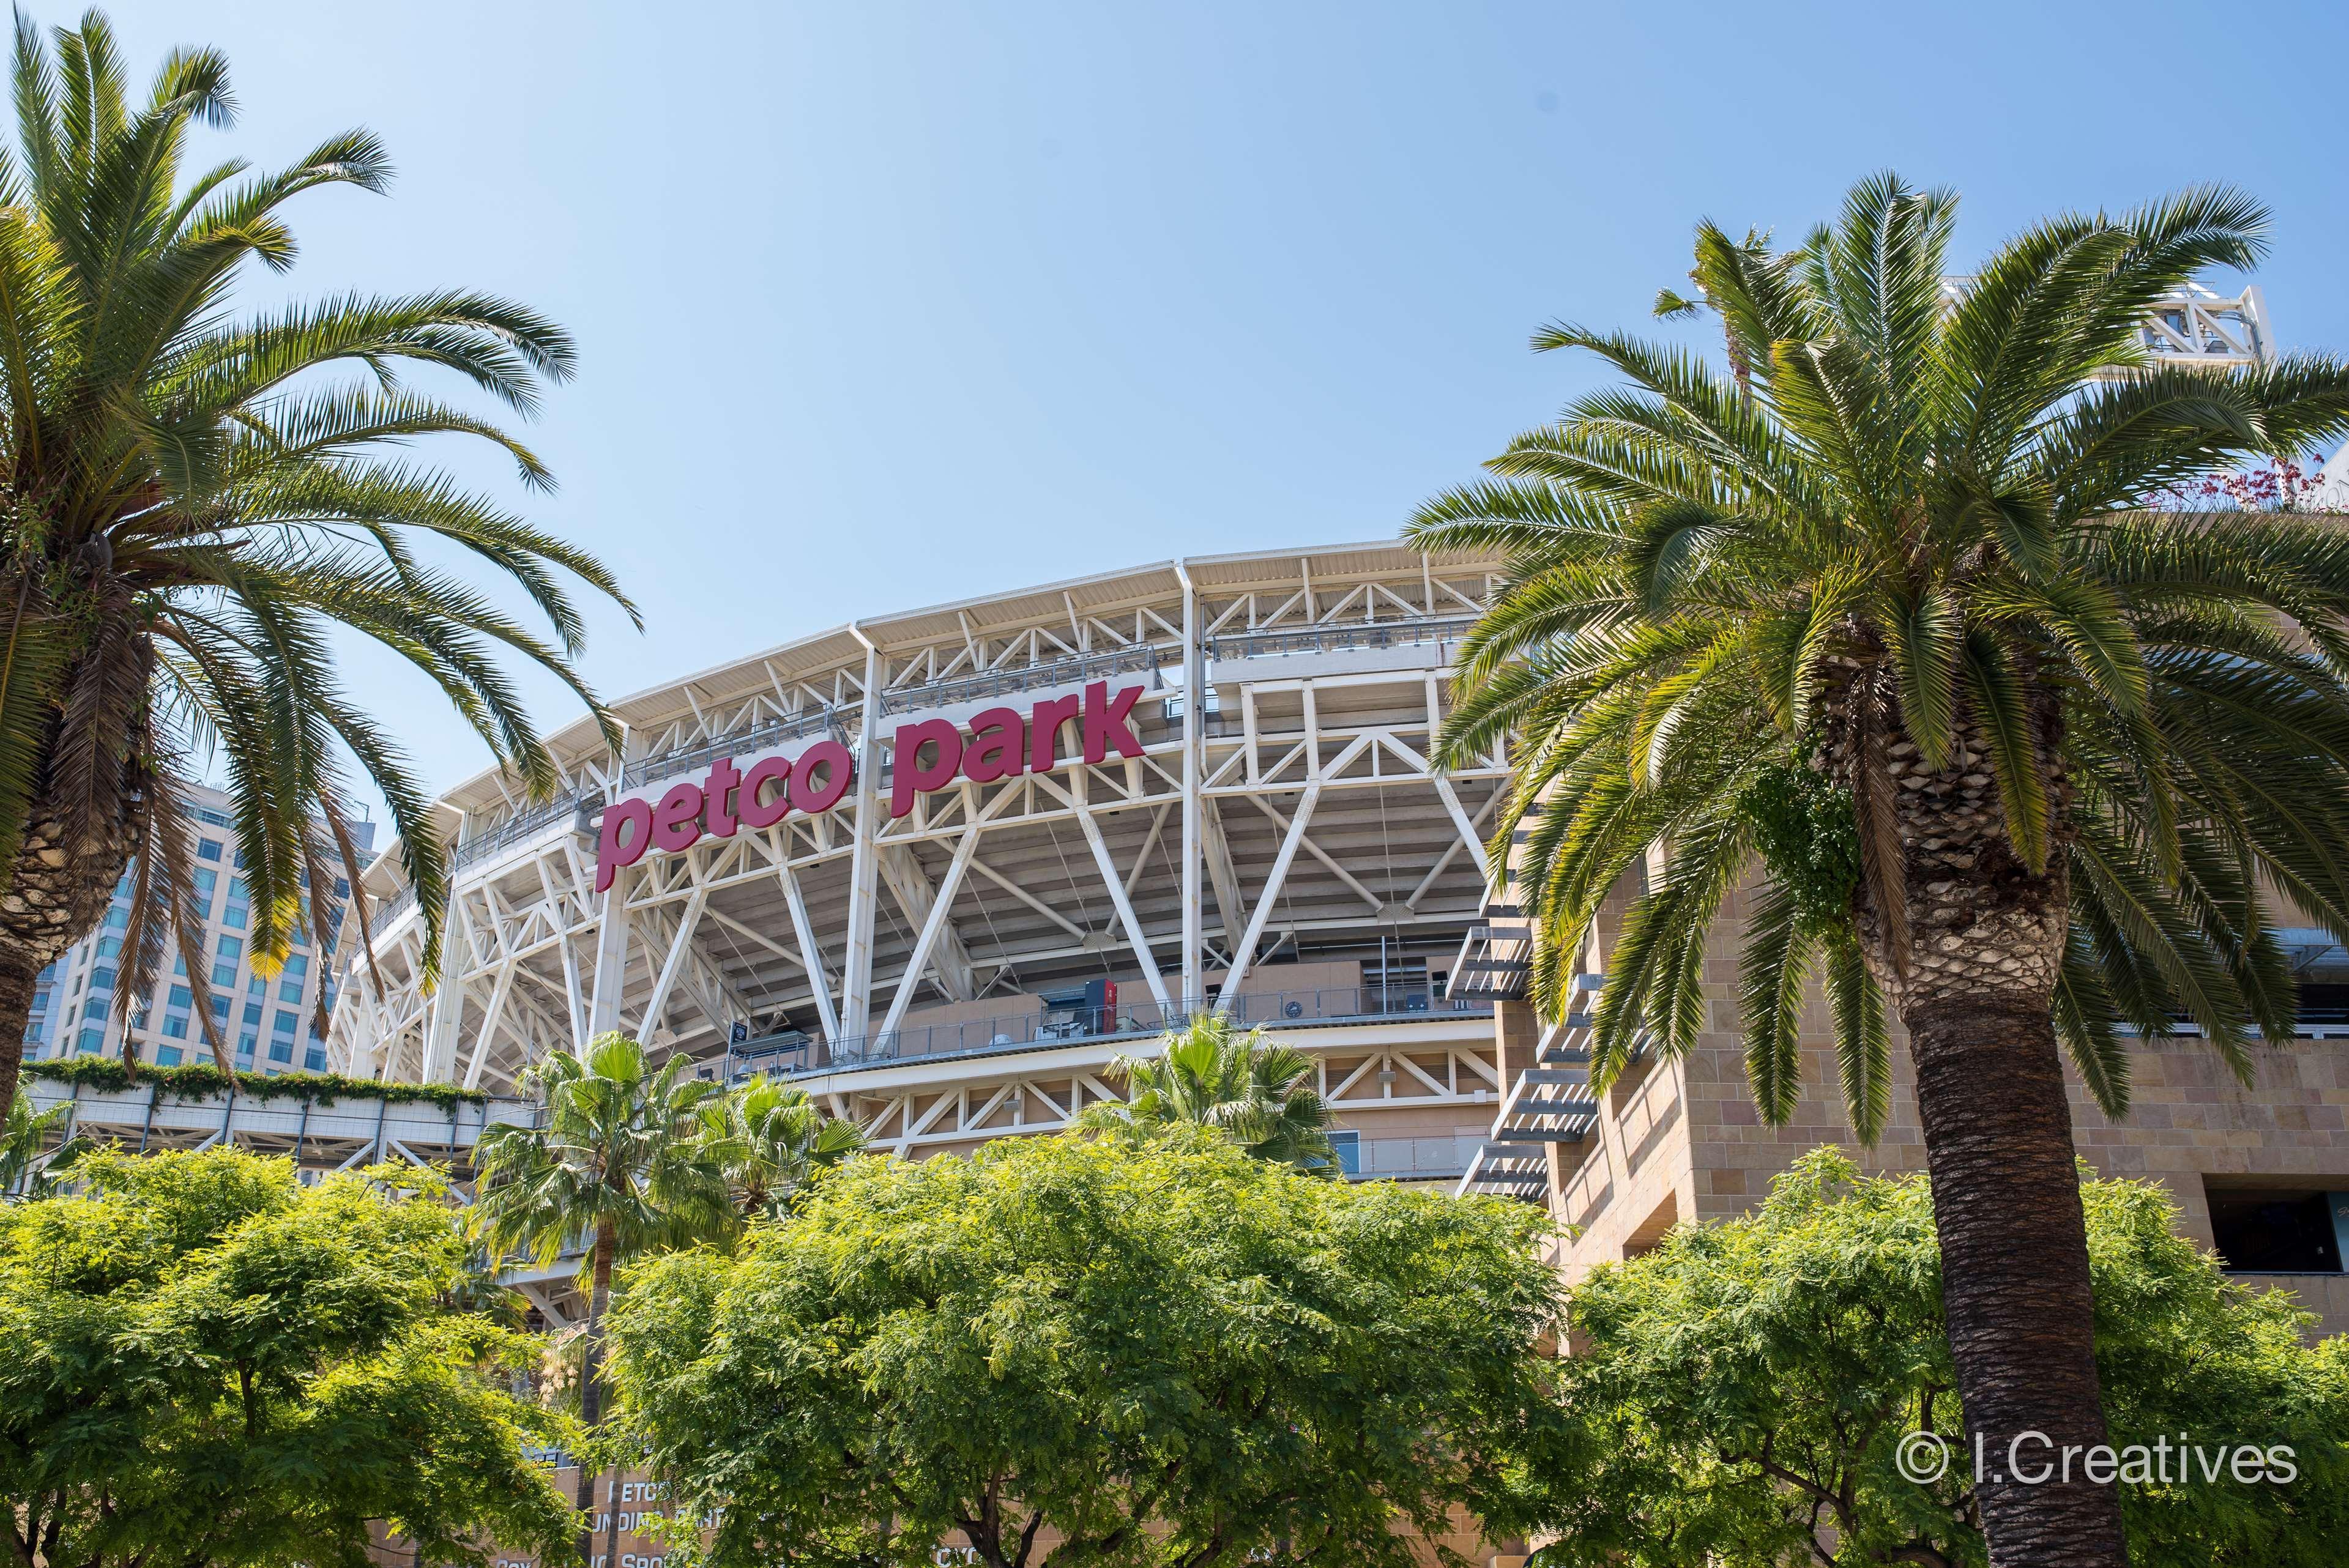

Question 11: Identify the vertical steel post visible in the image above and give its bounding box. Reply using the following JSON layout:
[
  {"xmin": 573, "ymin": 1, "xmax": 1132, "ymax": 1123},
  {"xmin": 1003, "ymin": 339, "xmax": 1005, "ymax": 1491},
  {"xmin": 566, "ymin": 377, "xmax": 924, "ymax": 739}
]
[
  {"xmin": 1176, "ymin": 560, "xmax": 1202, "ymax": 1016},
  {"xmin": 841, "ymin": 627, "xmax": 884, "ymax": 1041}
]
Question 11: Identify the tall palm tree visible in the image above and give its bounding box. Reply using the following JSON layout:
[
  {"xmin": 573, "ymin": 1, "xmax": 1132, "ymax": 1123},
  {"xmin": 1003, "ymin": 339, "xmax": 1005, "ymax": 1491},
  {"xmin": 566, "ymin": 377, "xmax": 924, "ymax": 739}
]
[
  {"xmin": 1409, "ymin": 174, "xmax": 2349, "ymax": 1567},
  {"xmin": 1089, "ymin": 1012, "xmax": 1340, "ymax": 1175},
  {"xmin": 698, "ymin": 1071, "xmax": 865, "ymax": 1224},
  {"xmin": 471, "ymin": 1034, "xmax": 730, "ymax": 1565},
  {"xmin": 0, "ymin": 10, "xmax": 636, "ymax": 1121}
]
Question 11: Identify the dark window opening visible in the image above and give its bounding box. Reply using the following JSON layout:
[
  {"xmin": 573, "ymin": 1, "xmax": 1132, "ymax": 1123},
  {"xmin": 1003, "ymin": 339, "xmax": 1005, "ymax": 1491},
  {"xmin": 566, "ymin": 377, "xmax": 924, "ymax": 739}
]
[{"xmin": 2206, "ymin": 1184, "xmax": 2345, "ymax": 1274}]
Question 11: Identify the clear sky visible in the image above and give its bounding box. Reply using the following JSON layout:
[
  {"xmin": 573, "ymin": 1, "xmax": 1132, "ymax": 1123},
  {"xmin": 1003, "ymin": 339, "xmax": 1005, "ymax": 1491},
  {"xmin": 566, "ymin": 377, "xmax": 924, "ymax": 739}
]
[{"xmin": 87, "ymin": 0, "xmax": 2349, "ymax": 817}]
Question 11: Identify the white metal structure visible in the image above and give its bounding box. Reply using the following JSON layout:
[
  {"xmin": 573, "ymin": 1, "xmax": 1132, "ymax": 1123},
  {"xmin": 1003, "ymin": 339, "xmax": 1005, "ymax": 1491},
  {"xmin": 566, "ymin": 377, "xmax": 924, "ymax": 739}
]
[
  {"xmin": 332, "ymin": 544, "xmax": 1517, "ymax": 1176},
  {"xmin": 1937, "ymin": 279, "xmax": 2274, "ymax": 375}
]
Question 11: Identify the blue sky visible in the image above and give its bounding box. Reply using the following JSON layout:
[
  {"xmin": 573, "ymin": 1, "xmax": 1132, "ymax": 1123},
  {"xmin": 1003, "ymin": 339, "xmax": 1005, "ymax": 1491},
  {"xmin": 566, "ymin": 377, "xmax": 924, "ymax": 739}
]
[{"xmin": 92, "ymin": 0, "xmax": 2349, "ymax": 815}]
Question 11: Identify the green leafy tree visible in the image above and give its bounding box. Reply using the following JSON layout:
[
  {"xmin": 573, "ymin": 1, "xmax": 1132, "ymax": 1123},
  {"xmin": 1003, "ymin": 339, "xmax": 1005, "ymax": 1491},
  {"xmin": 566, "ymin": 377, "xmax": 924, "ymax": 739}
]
[
  {"xmin": 471, "ymin": 1032, "xmax": 729, "ymax": 1564},
  {"xmin": 605, "ymin": 1127, "xmax": 1562, "ymax": 1568},
  {"xmin": 698, "ymin": 1071, "xmax": 865, "ymax": 1224},
  {"xmin": 0, "ymin": 9, "xmax": 637, "ymax": 1122},
  {"xmin": 1409, "ymin": 173, "xmax": 2349, "ymax": 1564},
  {"xmin": 1084, "ymin": 1011, "xmax": 1339, "ymax": 1173},
  {"xmin": 0, "ymin": 1147, "xmax": 575, "ymax": 1568},
  {"xmin": 1515, "ymin": 1150, "xmax": 2348, "ymax": 1567}
]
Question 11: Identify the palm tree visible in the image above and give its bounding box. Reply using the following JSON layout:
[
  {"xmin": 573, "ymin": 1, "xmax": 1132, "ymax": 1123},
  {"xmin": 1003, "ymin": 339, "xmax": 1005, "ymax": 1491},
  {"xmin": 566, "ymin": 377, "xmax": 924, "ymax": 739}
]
[
  {"xmin": 471, "ymin": 1034, "xmax": 729, "ymax": 1565},
  {"xmin": 1088, "ymin": 1012, "xmax": 1341, "ymax": 1175},
  {"xmin": 0, "ymin": 1091, "xmax": 72, "ymax": 1195},
  {"xmin": 0, "ymin": 11, "xmax": 636, "ymax": 1122},
  {"xmin": 699, "ymin": 1071, "xmax": 865, "ymax": 1224},
  {"xmin": 1409, "ymin": 173, "xmax": 2349, "ymax": 1566}
]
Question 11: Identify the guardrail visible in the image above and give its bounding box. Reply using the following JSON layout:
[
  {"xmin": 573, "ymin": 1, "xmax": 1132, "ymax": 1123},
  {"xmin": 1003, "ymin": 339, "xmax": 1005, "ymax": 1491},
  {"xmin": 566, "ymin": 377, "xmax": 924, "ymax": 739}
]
[
  {"xmin": 622, "ymin": 707, "xmax": 841, "ymax": 792},
  {"xmin": 723, "ymin": 985, "xmax": 1495, "ymax": 1079},
  {"xmin": 1205, "ymin": 614, "xmax": 1480, "ymax": 663},
  {"xmin": 877, "ymin": 642, "xmax": 1164, "ymax": 717}
]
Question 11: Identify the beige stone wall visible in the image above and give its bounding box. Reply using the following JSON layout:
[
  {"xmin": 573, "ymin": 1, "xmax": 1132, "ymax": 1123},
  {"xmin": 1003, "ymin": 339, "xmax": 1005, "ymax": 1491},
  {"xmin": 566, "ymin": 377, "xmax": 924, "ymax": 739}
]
[{"xmin": 1546, "ymin": 877, "xmax": 2349, "ymax": 1337}]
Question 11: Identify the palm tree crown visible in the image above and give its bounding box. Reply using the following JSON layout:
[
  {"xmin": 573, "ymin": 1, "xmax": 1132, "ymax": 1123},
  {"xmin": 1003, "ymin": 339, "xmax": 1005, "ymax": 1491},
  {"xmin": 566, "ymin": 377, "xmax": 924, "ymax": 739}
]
[
  {"xmin": 1409, "ymin": 171, "xmax": 2349, "ymax": 1567},
  {"xmin": 699, "ymin": 1071, "xmax": 866, "ymax": 1224},
  {"xmin": 1092, "ymin": 1013, "xmax": 1340, "ymax": 1176},
  {"xmin": 0, "ymin": 10, "xmax": 635, "ymax": 1117}
]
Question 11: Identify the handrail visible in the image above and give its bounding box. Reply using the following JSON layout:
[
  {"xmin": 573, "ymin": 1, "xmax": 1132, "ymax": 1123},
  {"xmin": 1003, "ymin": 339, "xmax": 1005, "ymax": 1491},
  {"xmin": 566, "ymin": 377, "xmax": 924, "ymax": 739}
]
[
  {"xmin": 1206, "ymin": 614, "xmax": 1480, "ymax": 663},
  {"xmin": 726, "ymin": 984, "xmax": 1494, "ymax": 1080},
  {"xmin": 622, "ymin": 707, "xmax": 841, "ymax": 792},
  {"xmin": 877, "ymin": 642, "xmax": 1163, "ymax": 717}
]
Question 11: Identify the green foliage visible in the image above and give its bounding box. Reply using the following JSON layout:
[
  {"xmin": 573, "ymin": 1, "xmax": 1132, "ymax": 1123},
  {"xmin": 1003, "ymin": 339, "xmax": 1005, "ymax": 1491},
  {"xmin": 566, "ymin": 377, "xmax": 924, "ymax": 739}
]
[
  {"xmin": 696, "ymin": 1071, "xmax": 866, "ymax": 1225},
  {"xmin": 605, "ymin": 1128, "xmax": 1564, "ymax": 1568},
  {"xmin": 1741, "ymin": 758, "xmax": 1861, "ymax": 929},
  {"xmin": 0, "ymin": 1088, "xmax": 75, "ymax": 1194},
  {"xmin": 26, "ymin": 1053, "xmax": 489, "ymax": 1107},
  {"xmin": 1084, "ymin": 1011, "xmax": 1340, "ymax": 1175},
  {"xmin": 0, "ymin": 8, "xmax": 637, "ymax": 1112},
  {"xmin": 1410, "ymin": 171, "xmax": 2349, "ymax": 1129},
  {"xmin": 0, "ymin": 1147, "xmax": 575, "ymax": 1568},
  {"xmin": 1513, "ymin": 1150, "xmax": 2348, "ymax": 1567}
]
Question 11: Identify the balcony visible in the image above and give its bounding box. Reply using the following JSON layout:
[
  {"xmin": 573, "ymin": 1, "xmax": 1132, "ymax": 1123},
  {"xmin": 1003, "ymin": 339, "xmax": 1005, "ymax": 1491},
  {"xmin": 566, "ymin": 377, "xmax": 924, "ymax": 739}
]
[{"xmin": 722, "ymin": 984, "xmax": 1496, "ymax": 1080}]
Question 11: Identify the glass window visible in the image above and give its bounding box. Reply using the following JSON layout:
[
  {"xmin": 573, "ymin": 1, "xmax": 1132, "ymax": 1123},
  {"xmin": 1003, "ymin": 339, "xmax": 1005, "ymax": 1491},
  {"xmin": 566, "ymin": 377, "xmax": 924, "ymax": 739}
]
[
  {"xmin": 156, "ymin": 1045, "xmax": 182, "ymax": 1066},
  {"xmin": 193, "ymin": 867, "xmax": 217, "ymax": 894},
  {"xmin": 162, "ymin": 1014, "xmax": 188, "ymax": 1039},
  {"xmin": 96, "ymin": 936, "xmax": 121, "ymax": 959},
  {"xmin": 283, "ymin": 954, "xmax": 309, "ymax": 978},
  {"xmin": 216, "ymin": 934, "xmax": 242, "ymax": 960},
  {"xmin": 210, "ymin": 996, "xmax": 229, "ymax": 1021},
  {"xmin": 278, "ymin": 978, "xmax": 304, "ymax": 1003},
  {"xmin": 334, "ymin": 879, "xmax": 350, "ymax": 899},
  {"xmin": 103, "ymin": 907, "xmax": 127, "ymax": 931},
  {"xmin": 172, "ymin": 956, "xmax": 186, "ymax": 977},
  {"xmin": 168, "ymin": 985, "xmax": 191, "ymax": 1009},
  {"xmin": 114, "ymin": 874, "xmax": 133, "ymax": 897},
  {"xmin": 243, "ymin": 1002, "xmax": 262, "ymax": 1025},
  {"xmin": 89, "ymin": 967, "xmax": 114, "ymax": 993},
  {"xmin": 267, "ymin": 1036, "xmax": 293, "ymax": 1064},
  {"xmin": 222, "ymin": 903, "xmax": 247, "ymax": 930},
  {"xmin": 272, "ymin": 1011, "xmax": 297, "ymax": 1036},
  {"xmin": 227, "ymin": 877, "xmax": 248, "ymax": 901},
  {"xmin": 236, "ymin": 1032, "xmax": 256, "ymax": 1060},
  {"xmin": 196, "ymin": 838, "xmax": 223, "ymax": 862},
  {"xmin": 212, "ymin": 961, "xmax": 236, "ymax": 988},
  {"xmin": 303, "ymin": 1047, "xmax": 326, "ymax": 1071},
  {"xmin": 2208, "ymin": 1186, "xmax": 2345, "ymax": 1274},
  {"xmin": 77, "ymin": 1025, "xmax": 104, "ymax": 1053},
  {"xmin": 245, "ymin": 973, "xmax": 264, "ymax": 995}
]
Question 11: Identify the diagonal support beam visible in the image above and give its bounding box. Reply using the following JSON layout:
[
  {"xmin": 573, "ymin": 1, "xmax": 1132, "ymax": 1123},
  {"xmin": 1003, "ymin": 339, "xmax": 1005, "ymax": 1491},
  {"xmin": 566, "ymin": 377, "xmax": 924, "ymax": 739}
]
[
  {"xmin": 970, "ymin": 858, "xmax": 1089, "ymax": 940},
  {"xmin": 1218, "ymin": 777, "xmax": 1324, "ymax": 1008},
  {"xmin": 876, "ymin": 830, "xmax": 986, "ymax": 1041},
  {"xmin": 1075, "ymin": 807, "xmax": 1172, "ymax": 1010},
  {"xmin": 1199, "ymin": 797, "xmax": 1246, "ymax": 941},
  {"xmin": 636, "ymin": 887, "xmax": 707, "ymax": 1044},
  {"xmin": 461, "ymin": 962, "xmax": 518, "ymax": 1090},
  {"xmin": 880, "ymin": 844, "xmax": 979, "ymax": 1002},
  {"xmin": 778, "ymin": 861, "xmax": 843, "ymax": 1044}
]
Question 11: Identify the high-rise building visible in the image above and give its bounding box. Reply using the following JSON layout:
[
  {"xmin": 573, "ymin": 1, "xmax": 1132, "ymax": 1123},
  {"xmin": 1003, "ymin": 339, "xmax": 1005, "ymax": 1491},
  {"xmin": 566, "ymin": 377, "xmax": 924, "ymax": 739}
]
[{"xmin": 22, "ymin": 782, "xmax": 373, "ymax": 1074}]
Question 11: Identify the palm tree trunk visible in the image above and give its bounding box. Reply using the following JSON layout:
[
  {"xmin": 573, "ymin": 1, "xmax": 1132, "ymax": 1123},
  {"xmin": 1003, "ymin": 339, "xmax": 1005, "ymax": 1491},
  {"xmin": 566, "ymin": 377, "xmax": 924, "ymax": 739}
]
[
  {"xmin": 574, "ymin": 1225, "xmax": 616, "ymax": 1568},
  {"xmin": 1904, "ymin": 988, "xmax": 2126, "ymax": 1566},
  {"xmin": 0, "ymin": 956, "xmax": 34, "ymax": 1128},
  {"xmin": 0, "ymin": 786, "xmax": 148, "ymax": 1123}
]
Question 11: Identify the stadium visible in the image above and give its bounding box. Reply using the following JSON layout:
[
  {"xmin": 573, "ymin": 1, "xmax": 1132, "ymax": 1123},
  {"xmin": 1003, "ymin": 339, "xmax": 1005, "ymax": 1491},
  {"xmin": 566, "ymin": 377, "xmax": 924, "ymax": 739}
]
[{"xmin": 328, "ymin": 542, "xmax": 1536, "ymax": 1188}]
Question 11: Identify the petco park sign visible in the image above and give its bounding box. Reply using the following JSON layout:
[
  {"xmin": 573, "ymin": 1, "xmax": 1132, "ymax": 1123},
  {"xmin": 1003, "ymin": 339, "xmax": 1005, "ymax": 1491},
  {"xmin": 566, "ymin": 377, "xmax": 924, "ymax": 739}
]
[{"xmin": 593, "ymin": 681, "xmax": 1146, "ymax": 891}]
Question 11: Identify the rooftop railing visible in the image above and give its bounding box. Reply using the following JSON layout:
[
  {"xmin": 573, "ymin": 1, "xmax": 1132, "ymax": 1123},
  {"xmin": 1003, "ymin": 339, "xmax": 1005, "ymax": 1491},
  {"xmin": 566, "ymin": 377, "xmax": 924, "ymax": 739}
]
[
  {"xmin": 622, "ymin": 707, "xmax": 841, "ymax": 792},
  {"xmin": 877, "ymin": 642, "xmax": 1164, "ymax": 718},
  {"xmin": 723, "ymin": 984, "xmax": 1495, "ymax": 1080},
  {"xmin": 1205, "ymin": 613, "xmax": 1480, "ymax": 664}
]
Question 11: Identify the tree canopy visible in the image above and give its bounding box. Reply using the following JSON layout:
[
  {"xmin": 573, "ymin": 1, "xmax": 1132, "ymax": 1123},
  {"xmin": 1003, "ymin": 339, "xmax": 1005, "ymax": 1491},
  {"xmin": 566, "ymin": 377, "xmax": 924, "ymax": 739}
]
[
  {"xmin": 1514, "ymin": 1150, "xmax": 2349, "ymax": 1567},
  {"xmin": 1085, "ymin": 1013, "xmax": 1339, "ymax": 1174},
  {"xmin": 0, "ymin": 1147, "xmax": 575, "ymax": 1568},
  {"xmin": 605, "ymin": 1127, "xmax": 1562, "ymax": 1568}
]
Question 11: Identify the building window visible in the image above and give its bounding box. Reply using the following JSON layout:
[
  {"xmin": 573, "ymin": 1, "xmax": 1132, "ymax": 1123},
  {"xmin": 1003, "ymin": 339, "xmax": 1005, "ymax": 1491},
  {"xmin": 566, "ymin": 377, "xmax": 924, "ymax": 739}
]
[
  {"xmin": 228, "ymin": 876, "xmax": 248, "ymax": 901},
  {"xmin": 1324, "ymin": 1129, "xmax": 1361, "ymax": 1176},
  {"xmin": 283, "ymin": 953, "xmax": 310, "ymax": 978},
  {"xmin": 197, "ymin": 838, "xmax": 223, "ymax": 862},
  {"xmin": 162, "ymin": 1014, "xmax": 188, "ymax": 1039},
  {"xmin": 217, "ymin": 934, "xmax": 242, "ymax": 960},
  {"xmin": 242, "ymin": 1001, "xmax": 263, "ymax": 1025},
  {"xmin": 246, "ymin": 972, "xmax": 265, "ymax": 996},
  {"xmin": 303, "ymin": 1046, "xmax": 326, "ymax": 1071},
  {"xmin": 278, "ymin": 978, "xmax": 304, "ymax": 1003},
  {"xmin": 90, "ymin": 967, "xmax": 114, "ymax": 994},
  {"xmin": 156, "ymin": 1045, "xmax": 182, "ymax": 1066},
  {"xmin": 103, "ymin": 906, "xmax": 127, "ymax": 931},
  {"xmin": 194, "ymin": 866, "xmax": 217, "ymax": 894},
  {"xmin": 210, "ymin": 996, "xmax": 229, "ymax": 1022},
  {"xmin": 2207, "ymin": 1183, "xmax": 2348, "ymax": 1274},
  {"xmin": 236, "ymin": 1032, "xmax": 256, "ymax": 1060},
  {"xmin": 96, "ymin": 936, "xmax": 121, "ymax": 959},
  {"xmin": 168, "ymin": 985, "xmax": 192, "ymax": 1009},
  {"xmin": 222, "ymin": 902, "xmax": 247, "ymax": 930},
  {"xmin": 267, "ymin": 1035, "xmax": 294, "ymax": 1064},
  {"xmin": 213, "ymin": 961, "xmax": 237, "ymax": 988}
]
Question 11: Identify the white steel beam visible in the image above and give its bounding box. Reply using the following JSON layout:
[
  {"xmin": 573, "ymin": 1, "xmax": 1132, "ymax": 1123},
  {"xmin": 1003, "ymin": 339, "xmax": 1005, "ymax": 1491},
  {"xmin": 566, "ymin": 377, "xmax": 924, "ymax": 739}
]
[
  {"xmin": 875, "ymin": 830, "xmax": 985, "ymax": 1041},
  {"xmin": 879, "ymin": 844, "xmax": 980, "ymax": 1002},
  {"xmin": 778, "ymin": 861, "xmax": 843, "ymax": 1044},
  {"xmin": 1075, "ymin": 805, "xmax": 1172, "ymax": 1010},
  {"xmin": 637, "ymin": 887, "xmax": 709, "ymax": 1044},
  {"xmin": 587, "ymin": 866, "xmax": 633, "ymax": 1040},
  {"xmin": 461, "ymin": 962, "xmax": 518, "ymax": 1091},
  {"xmin": 842, "ymin": 631, "xmax": 883, "ymax": 1038}
]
